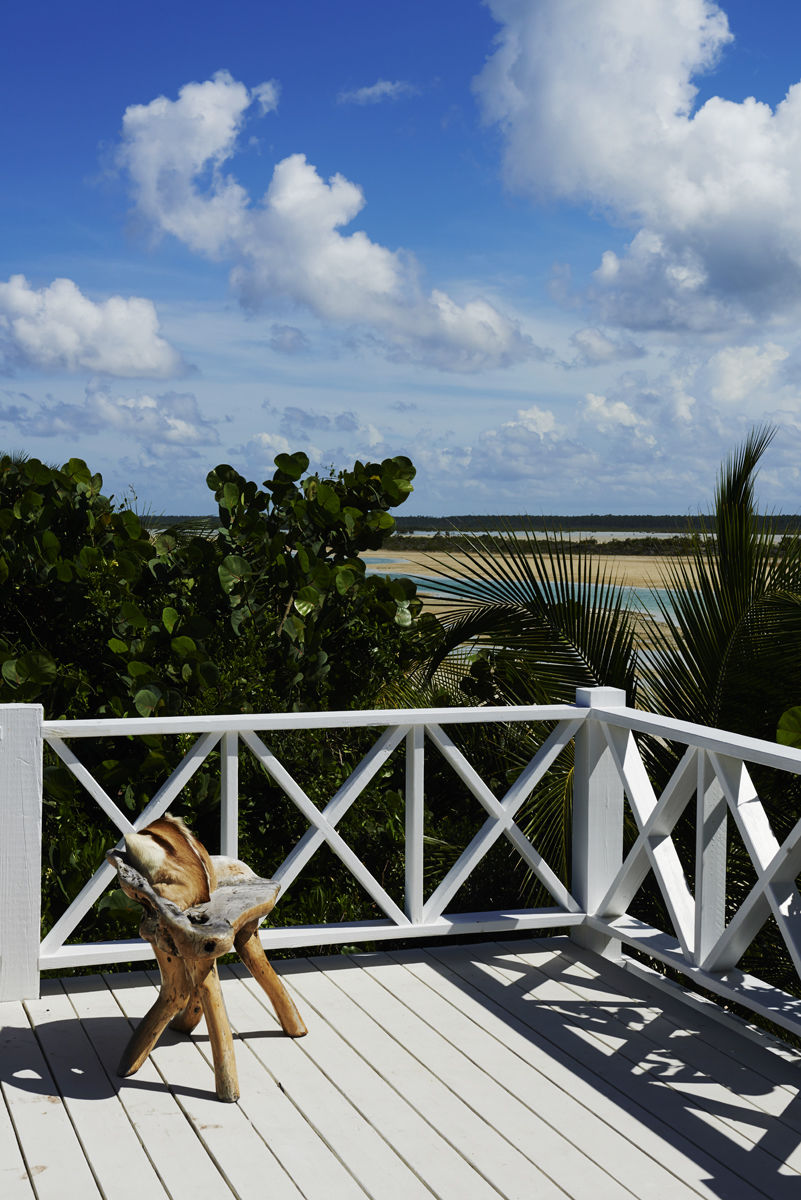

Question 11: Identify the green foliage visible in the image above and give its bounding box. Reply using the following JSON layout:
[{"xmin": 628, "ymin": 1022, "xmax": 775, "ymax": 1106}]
[
  {"xmin": 404, "ymin": 526, "xmax": 638, "ymax": 893},
  {"xmin": 641, "ymin": 426, "xmax": 801, "ymax": 745},
  {"xmin": 204, "ymin": 453, "xmax": 423, "ymax": 708},
  {"xmin": 416, "ymin": 527, "xmax": 638, "ymax": 706},
  {"xmin": 408, "ymin": 429, "xmax": 801, "ymax": 1002},
  {"xmin": 777, "ymin": 706, "xmax": 801, "ymax": 750},
  {"xmin": 0, "ymin": 450, "xmax": 429, "ymax": 945},
  {"xmin": 0, "ymin": 450, "xmax": 421, "ymax": 718}
]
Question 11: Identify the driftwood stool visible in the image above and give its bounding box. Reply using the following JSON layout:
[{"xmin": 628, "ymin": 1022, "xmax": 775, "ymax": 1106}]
[{"xmin": 106, "ymin": 849, "xmax": 306, "ymax": 1101}]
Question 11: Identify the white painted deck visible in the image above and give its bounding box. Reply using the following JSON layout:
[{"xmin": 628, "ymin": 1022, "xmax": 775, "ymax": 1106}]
[{"xmin": 3, "ymin": 938, "xmax": 801, "ymax": 1200}]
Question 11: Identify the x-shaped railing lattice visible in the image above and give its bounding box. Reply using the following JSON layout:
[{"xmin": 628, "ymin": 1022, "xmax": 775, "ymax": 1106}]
[
  {"xmin": 40, "ymin": 713, "xmax": 583, "ymax": 960},
  {"xmin": 593, "ymin": 722, "xmax": 801, "ymax": 981}
]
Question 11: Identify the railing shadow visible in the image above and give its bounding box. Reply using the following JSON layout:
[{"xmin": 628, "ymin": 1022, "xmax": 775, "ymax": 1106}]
[{"xmin": 414, "ymin": 940, "xmax": 801, "ymax": 1200}]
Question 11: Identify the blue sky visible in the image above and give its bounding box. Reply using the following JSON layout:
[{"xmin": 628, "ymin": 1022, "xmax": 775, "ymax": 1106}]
[{"xmin": 3, "ymin": 0, "xmax": 801, "ymax": 515}]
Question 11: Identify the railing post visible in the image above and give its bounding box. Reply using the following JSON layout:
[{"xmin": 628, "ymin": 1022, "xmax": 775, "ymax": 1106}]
[
  {"xmin": 694, "ymin": 749, "xmax": 727, "ymax": 967},
  {"xmin": 0, "ymin": 704, "xmax": 43, "ymax": 1001},
  {"xmin": 405, "ymin": 725, "xmax": 425, "ymax": 925},
  {"xmin": 220, "ymin": 730, "xmax": 239, "ymax": 858},
  {"xmin": 571, "ymin": 687, "xmax": 626, "ymax": 959}
]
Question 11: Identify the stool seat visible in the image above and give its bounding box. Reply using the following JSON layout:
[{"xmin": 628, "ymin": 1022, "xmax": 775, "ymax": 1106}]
[{"xmin": 106, "ymin": 849, "xmax": 307, "ymax": 1101}]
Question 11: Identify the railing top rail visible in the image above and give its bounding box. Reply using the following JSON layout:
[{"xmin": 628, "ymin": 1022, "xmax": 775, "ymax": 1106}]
[
  {"xmin": 40, "ymin": 703, "xmax": 586, "ymax": 739},
  {"xmin": 593, "ymin": 704, "xmax": 801, "ymax": 774}
]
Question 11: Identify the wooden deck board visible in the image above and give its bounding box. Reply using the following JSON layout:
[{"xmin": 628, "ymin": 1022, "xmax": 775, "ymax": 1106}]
[
  {"xmin": 0, "ymin": 1048, "xmax": 37, "ymax": 1200},
  {"xmin": 25, "ymin": 985, "xmax": 171, "ymax": 1200},
  {"xmin": 425, "ymin": 941, "xmax": 799, "ymax": 1199},
  {"xmin": 221, "ymin": 962, "xmax": 482, "ymax": 1200},
  {"xmin": 300, "ymin": 952, "xmax": 635, "ymax": 1199},
  {"xmin": 350, "ymin": 947, "xmax": 699, "ymax": 1197},
  {"xmin": 514, "ymin": 941, "xmax": 801, "ymax": 1164},
  {"xmin": 0, "ymin": 1000, "xmax": 102, "ymax": 1200},
  {"xmin": 3, "ymin": 938, "xmax": 801, "ymax": 1199},
  {"xmin": 487, "ymin": 943, "xmax": 801, "ymax": 1172},
  {"xmin": 109, "ymin": 971, "xmax": 306, "ymax": 1200},
  {"xmin": 61, "ymin": 975, "xmax": 237, "ymax": 1200},
  {"xmin": 277, "ymin": 957, "xmax": 566, "ymax": 1200}
]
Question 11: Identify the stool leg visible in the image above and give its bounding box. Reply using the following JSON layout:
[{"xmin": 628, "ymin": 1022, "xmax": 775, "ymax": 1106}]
[
  {"xmin": 117, "ymin": 948, "xmax": 190, "ymax": 1077},
  {"xmin": 186, "ymin": 957, "xmax": 240, "ymax": 1102},
  {"xmin": 235, "ymin": 929, "xmax": 307, "ymax": 1037},
  {"xmin": 170, "ymin": 986, "xmax": 204, "ymax": 1034}
]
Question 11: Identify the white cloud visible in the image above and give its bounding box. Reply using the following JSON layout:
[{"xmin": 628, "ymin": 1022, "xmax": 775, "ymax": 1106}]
[
  {"xmin": 567, "ymin": 326, "xmax": 645, "ymax": 367},
  {"xmin": 580, "ymin": 367, "xmax": 699, "ymax": 439},
  {"xmin": 709, "ymin": 342, "xmax": 789, "ymax": 404},
  {"xmin": 252, "ymin": 81, "xmax": 280, "ymax": 114},
  {"xmin": 0, "ymin": 385, "xmax": 217, "ymax": 448},
  {"xmin": 337, "ymin": 79, "xmax": 419, "ymax": 105},
  {"xmin": 117, "ymin": 71, "xmax": 258, "ymax": 258},
  {"xmin": 466, "ymin": 402, "xmax": 560, "ymax": 484},
  {"xmin": 116, "ymin": 72, "xmax": 534, "ymax": 372},
  {"xmin": 506, "ymin": 404, "xmax": 557, "ymax": 438},
  {"xmin": 84, "ymin": 389, "xmax": 218, "ymax": 445},
  {"xmin": 249, "ymin": 431, "xmax": 292, "ymax": 455},
  {"xmin": 584, "ymin": 392, "xmax": 655, "ymax": 444},
  {"xmin": 475, "ymin": 1, "xmax": 801, "ymax": 327},
  {"xmin": 0, "ymin": 275, "xmax": 183, "ymax": 377},
  {"xmin": 269, "ymin": 324, "xmax": 310, "ymax": 355}
]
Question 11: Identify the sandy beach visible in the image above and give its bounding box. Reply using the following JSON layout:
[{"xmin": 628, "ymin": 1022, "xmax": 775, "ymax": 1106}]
[{"xmin": 362, "ymin": 549, "xmax": 686, "ymax": 590}]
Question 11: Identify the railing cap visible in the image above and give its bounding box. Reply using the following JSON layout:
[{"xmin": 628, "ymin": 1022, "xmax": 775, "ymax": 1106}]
[{"xmin": 575, "ymin": 687, "xmax": 626, "ymax": 709}]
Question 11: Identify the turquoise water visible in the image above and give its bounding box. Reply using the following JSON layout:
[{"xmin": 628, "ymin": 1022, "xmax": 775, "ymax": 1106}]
[
  {"xmin": 366, "ymin": 562, "xmax": 679, "ymax": 616},
  {"xmin": 405, "ymin": 573, "xmax": 677, "ymax": 617}
]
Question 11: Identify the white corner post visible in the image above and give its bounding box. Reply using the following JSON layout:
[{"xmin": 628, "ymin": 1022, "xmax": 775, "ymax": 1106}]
[
  {"xmin": 405, "ymin": 725, "xmax": 425, "ymax": 925},
  {"xmin": 0, "ymin": 704, "xmax": 43, "ymax": 1001},
  {"xmin": 571, "ymin": 687, "xmax": 626, "ymax": 959},
  {"xmin": 694, "ymin": 750, "xmax": 727, "ymax": 967},
  {"xmin": 220, "ymin": 730, "xmax": 239, "ymax": 858}
]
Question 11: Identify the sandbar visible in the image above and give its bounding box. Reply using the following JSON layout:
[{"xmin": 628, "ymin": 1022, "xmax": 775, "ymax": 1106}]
[{"xmin": 362, "ymin": 549, "xmax": 688, "ymax": 591}]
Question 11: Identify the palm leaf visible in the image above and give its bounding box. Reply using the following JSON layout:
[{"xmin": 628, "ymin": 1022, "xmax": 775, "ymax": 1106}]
[
  {"xmin": 412, "ymin": 523, "xmax": 638, "ymax": 705},
  {"xmin": 640, "ymin": 425, "xmax": 801, "ymax": 745},
  {"xmin": 398, "ymin": 523, "xmax": 639, "ymax": 902}
]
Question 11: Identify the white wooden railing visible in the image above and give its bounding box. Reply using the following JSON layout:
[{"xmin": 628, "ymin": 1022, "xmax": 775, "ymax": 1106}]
[{"xmin": 3, "ymin": 687, "xmax": 801, "ymax": 1042}]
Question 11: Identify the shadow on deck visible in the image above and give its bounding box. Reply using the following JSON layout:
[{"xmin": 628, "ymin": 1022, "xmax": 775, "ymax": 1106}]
[{"xmin": 2, "ymin": 936, "xmax": 801, "ymax": 1200}]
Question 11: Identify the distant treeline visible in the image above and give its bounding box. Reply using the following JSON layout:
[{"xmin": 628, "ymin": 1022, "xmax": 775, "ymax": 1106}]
[
  {"xmin": 142, "ymin": 515, "xmax": 218, "ymax": 531},
  {"xmin": 146, "ymin": 513, "xmax": 801, "ymax": 538},
  {"xmin": 393, "ymin": 513, "xmax": 801, "ymax": 533},
  {"xmin": 387, "ymin": 533, "xmax": 701, "ymax": 555}
]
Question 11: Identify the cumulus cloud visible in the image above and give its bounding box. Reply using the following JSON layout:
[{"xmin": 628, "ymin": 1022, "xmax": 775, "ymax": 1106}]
[
  {"xmin": 467, "ymin": 402, "xmax": 560, "ymax": 482},
  {"xmin": 337, "ymin": 79, "xmax": 419, "ymax": 105},
  {"xmin": 83, "ymin": 388, "xmax": 218, "ymax": 445},
  {"xmin": 115, "ymin": 71, "xmax": 533, "ymax": 371},
  {"xmin": 709, "ymin": 342, "xmax": 789, "ymax": 404},
  {"xmin": 246, "ymin": 431, "xmax": 292, "ymax": 456},
  {"xmin": 410, "ymin": 367, "xmax": 732, "ymax": 510},
  {"xmin": 269, "ymin": 324, "xmax": 310, "ymax": 355},
  {"xmin": 0, "ymin": 385, "xmax": 217, "ymax": 450},
  {"xmin": 583, "ymin": 392, "xmax": 656, "ymax": 444},
  {"xmin": 0, "ymin": 275, "xmax": 184, "ymax": 377},
  {"xmin": 475, "ymin": 0, "xmax": 801, "ymax": 327},
  {"xmin": 275, "ymin": 402, "xmax": 383, "ymax": 447},
  {"xmin": 567, "ymin": 327, "xmax": 646, "ymax": 367},
  {"xmin": 235, "ymin": 400, "xmax": 395, "ymax": 475}
]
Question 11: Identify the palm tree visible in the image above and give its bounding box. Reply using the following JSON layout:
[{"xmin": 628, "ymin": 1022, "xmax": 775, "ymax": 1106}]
[
  {"xmin": 402, "ymin": 522, "xmax": 640, "ymax": 897},
  {"xmin": 640, "ymin": 425, "xmax": 801, "ymax": 748},
  {"xmin": 415, "ymin": 526, "xmax": 639, "ymax": 705},
  {"xmin": 408, "ymin": 427, "xmax": 801, "ymax": 922}
]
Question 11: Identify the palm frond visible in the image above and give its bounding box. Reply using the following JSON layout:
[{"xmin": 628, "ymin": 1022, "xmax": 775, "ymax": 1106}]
[
  {"xmin": 640, "ymin": 424, "xmax": 801, "ymax": 742},
  {"xmin": 412, "ymin": 523, "xmax": 638, "ymax": 705}
]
